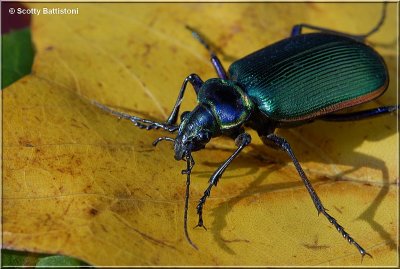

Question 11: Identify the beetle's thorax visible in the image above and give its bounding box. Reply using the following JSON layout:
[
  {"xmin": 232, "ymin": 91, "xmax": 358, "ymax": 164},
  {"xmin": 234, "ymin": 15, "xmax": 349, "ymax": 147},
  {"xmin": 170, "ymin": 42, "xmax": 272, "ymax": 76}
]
[
  {"xmin": 197, "ymin": 79, "xmax": 254, "ymax": 129},
  {"xmin": 174, "ymin": 104, "xmax": 219, "ymax": 160},
  {"xmin": 174, "ymin": 78, "xmax": 255, "ymax": 160}
]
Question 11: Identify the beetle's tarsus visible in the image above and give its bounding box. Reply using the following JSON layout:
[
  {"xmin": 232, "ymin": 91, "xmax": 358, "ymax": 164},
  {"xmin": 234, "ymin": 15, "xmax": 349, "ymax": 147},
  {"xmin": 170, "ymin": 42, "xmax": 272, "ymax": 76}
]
[
  {"xmin": 194, "ymin": 223, "xmax": 207, "ymax": 231},
  {"xmin": 194, "ymin": 216, "xmax": 207, "ymax": 231},
  {"xmin": 362, "ymin": 251, "xmax": 373, "ymax": 259}
]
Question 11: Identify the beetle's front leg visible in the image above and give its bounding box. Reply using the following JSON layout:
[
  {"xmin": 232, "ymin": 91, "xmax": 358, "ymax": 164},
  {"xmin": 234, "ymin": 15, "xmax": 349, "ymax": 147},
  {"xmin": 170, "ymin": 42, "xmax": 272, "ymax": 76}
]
[
  {"xmin": 166, "ymin": 73, "xmax": 204, "ymax": 125},
  {"xmin": 93, "ymin": 73, "xmax": 203, "ymax": 133},
  {"xmin": 195, "ymin": 132, "xmax": 251, "ymax": 229},
  {"xmin": 92, "ymin": 101, "xmax": 179, "ymax": 132}
]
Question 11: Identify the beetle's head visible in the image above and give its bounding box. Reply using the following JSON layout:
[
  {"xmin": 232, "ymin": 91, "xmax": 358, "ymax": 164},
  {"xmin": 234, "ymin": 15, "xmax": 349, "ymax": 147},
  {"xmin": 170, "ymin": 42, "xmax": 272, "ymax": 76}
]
[{"xmin": 173, "ymin": 105, "xmax": 219, "ymax": 161}]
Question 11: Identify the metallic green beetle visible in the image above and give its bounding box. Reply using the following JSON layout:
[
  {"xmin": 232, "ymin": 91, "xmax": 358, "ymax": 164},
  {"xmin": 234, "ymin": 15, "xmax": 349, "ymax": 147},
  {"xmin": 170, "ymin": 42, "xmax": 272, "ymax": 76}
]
[{"xmin": 95, "ymin": 4, "xmax": 398, "ymax": 258}]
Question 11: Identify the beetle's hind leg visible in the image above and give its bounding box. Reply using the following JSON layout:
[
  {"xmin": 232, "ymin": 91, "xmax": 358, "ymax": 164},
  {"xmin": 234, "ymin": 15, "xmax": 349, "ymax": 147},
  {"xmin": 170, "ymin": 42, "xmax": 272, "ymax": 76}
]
[
  {"xmin": 321, "ymin": 105, "xmax": 399, "ymax": 121},
  {"xmin": 291, "ymin": 3, "xmax": 387, "ymax": 42},
  {"xmin": 261, "ymin": 133, "xmax": 372, "ymax": 258},
  {"xmin": 186, "ymin": 25, "xmax": 228, "ymax": 80}
]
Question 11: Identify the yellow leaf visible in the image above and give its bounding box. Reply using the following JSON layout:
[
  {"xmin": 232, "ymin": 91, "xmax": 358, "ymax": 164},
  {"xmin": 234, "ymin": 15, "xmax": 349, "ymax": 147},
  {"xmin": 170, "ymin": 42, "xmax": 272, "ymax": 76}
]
[{"xmin": 3, "ymin": 3, "xmax": 398, "ymax": 266}]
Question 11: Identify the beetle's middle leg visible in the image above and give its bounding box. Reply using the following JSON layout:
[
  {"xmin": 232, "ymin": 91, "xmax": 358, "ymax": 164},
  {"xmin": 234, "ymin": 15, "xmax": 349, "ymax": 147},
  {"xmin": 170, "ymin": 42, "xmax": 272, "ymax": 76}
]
[
  {"xmin": 195, "ymin": 132, "xmax": 252, "ymax": 229},
  {"xmin": 261, "ymin": 133, "xmax": 371, "ymax": 258}
]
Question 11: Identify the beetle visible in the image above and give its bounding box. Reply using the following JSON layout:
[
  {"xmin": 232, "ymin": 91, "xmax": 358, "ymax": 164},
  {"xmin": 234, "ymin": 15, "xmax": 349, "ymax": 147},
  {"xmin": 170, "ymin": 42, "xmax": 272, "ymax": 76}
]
[{"xmin": 94, "ymin": 3, "xmax": 398, "ymax": 258}]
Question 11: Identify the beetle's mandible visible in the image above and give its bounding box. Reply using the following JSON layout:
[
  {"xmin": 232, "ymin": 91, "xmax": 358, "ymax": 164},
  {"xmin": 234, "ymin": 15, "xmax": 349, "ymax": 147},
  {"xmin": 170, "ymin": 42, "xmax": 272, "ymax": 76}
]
[{"xmin": 94, "ymin": 4, "xmax": 398, "ymax": 258}]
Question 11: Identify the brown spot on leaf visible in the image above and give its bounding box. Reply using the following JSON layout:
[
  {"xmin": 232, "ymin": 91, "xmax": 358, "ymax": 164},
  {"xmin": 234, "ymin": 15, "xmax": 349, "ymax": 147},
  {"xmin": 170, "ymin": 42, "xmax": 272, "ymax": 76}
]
[
  {"xmin": 83, "ymin": 184, "xmax": 92, "ymax": 193},
  {"xmin": 89, "ymin": 208, "xmax": 99, "ymax": 216},
  {"xmin": 302, "ymin": 236, "xmax": 330, "ymax": 250},
  {"xmin": 142, "ymin": 43, "xmax": 152, "ymax": 57},
  {"xmin": 19, "ymin": 137, "xmax": 34, "ymax": 147}
]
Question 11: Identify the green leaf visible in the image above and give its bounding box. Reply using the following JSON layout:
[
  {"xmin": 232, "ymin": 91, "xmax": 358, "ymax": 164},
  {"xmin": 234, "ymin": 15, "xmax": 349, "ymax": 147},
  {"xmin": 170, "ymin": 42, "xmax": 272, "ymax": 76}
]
[
  {"xmin": 35, "ymin": 255, "xmax": 82, "ymax": 267},
  {"xmin": 1, "ymin": 249, "xmax": 26, "ymax": 267},
  {"xmin": 2, "ymin": 28, "xmax": 34, "ymax": 89}
]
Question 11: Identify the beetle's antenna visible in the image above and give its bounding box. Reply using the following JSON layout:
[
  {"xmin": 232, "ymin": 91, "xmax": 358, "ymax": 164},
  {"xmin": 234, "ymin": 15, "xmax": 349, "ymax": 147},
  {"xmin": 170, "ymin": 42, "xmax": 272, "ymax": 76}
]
[
  {"xmin": 185, "ymin": 25, "xmax": 214, "ymax": 56},
  {"xmin": 185, "ymin": 25, "xmax": 228, "ymax": 79},
  {"xmin": 359, "ymin": 2, "xmax": 388, "ymax": 40},
  {"xmin": 152, "ymin": 137, "xmax": 175, "ymax": 146},
  {"xmin": 182, "ymin": 151, "xmax": 198, "ymax": 250}
]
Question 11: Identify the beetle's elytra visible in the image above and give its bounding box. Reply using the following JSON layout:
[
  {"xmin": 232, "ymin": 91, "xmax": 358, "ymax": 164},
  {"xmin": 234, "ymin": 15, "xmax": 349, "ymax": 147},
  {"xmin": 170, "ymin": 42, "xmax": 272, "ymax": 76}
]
[
  {"xmin": 229, "ymin": 33, "xmax": 389, "ymax": 122},
  {"xmin": 95, "ymin": 3, "xmax": 398, "ymax": 258}
]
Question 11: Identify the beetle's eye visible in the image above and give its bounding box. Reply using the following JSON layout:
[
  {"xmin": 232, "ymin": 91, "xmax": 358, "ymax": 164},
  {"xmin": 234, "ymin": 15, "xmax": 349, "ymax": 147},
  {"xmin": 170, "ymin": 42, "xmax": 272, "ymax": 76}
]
[{"xmin": 180, "ymin": 111, "xmax": 190, "ymax": 122}]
